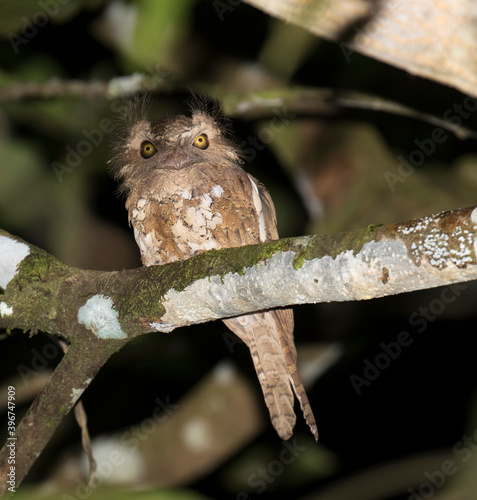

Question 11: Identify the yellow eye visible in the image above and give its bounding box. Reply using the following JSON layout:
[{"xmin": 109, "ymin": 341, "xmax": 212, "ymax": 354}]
[
  {"xmin": 193, "ymin": 133, "xmax": 209, "ymax": 150},
  {"xmin": 140, "ymin": 141, "xmax": 157, "ymax": 159}
]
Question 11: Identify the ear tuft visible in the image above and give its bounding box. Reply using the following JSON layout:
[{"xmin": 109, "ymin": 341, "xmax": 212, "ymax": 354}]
[
  {"xmin": 186, "ymin": 90, "xmax": 234, "ymax": 137},
  {"xmin": 108, "ymin": 92, "xmax": 153, "ymax": 195},
  {"xmin": 111, "ymin": 92, "xmax": 152, "ymax": 148}
]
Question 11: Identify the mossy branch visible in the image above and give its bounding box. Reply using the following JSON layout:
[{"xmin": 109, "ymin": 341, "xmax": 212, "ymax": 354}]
[{"xmin": 1, "ymin": 205, "xmax": 477, "ymax": 493}]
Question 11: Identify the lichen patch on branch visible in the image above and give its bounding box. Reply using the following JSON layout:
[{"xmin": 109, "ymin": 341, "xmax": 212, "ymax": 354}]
[
  {"xmin": 77, "ymin": 294, "xmax": 126, "ymax": 339},
  {"xmin": 0, "ymin": 235, "xmax": 30, "ymax": 289},
  {"xmin": 70, "ymin": 387, "xmax": 85, "ymax": 405},
  {"xmin": 395, "ymin": 209, "xmax": 477, "ymax": 269},
  {"xmin": 149, "ymin": 321, "xmax": 175, "ymax": 333},
  {"xmin": 0, "ymin": 302, "xmax": 13, "ymax": 317}
]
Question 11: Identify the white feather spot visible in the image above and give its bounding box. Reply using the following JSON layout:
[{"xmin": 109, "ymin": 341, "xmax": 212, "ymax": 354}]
[
  {"xmin": 206, "ymin": 213, "xmax": 223, "ymax": 230},
  {"xmin": 78, "ymin": 294, "xmax": 126, "ymax": 339},
  {"xmin": 182, "ymin": 188, "xmax": 192, "ymax": 200},
  {"xmin": 200, "ymin": 194, "xmax": 212, "ymax": 208},
  {"xmin": 136, "ymin": 198, "xmax": 147, "ymax": 209},
  {"xmin": 247, "ymin": 175, "xmax": 267, "ymax": 242},
  {"xmin": 471, "ymin": 207, "xmax": 477, "ymax": 224},
  {"xmin": 210, "ymin": 185, "xmax": 224, "ymax": 198},
  {"xmin": 134, "ymin": 229, "xmax": 155, "ymax": 261},
  {"xmin": 131, "ymin": 207, "xmax": 146, "ymax": 221},
  {"xmin": 471, "ymin": 208, "xmax": 477, "ymax": 259},
  {"xmin": 0, "ymin": 236, "xmax": 30, "ymax": 289}
]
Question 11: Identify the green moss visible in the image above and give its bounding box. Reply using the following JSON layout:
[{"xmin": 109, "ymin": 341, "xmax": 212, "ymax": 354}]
[
  {"xmin": 366, "ymin": 223, "xmax": 384, "ymax": 233},
  {"xmin": 152, "ymin": 239, "xmax": 289, "ymax": 293},
  {"xmin": 2, "ymin": 242, "xmax": 68, "ymax": 333},
  {"xmin": 47, "ymin": 418, "xmax": 58, "ymax": 428},
  {"xmin": 292, "ymin": 249, "xmax": 307, "ymax": 270},
  {"xmin": 116, "ymin": 239, "xmax": 290, "ymax": 325},
  {"xmin": 16, "ymin": 245, "xmax": 64, "ymax": 283},
  {"xmin": 291, "ymin": 224, "xmax": 383, "ymax": 269},
  {"xmin": 112, "ymin": 268, "xmax": 167, "ymax": 327}
]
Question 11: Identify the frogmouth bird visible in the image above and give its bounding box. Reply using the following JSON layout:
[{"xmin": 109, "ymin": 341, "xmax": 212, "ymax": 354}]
[{"xmin": 110, "ymin": 96, "xmax": 318, "ymax": 441}]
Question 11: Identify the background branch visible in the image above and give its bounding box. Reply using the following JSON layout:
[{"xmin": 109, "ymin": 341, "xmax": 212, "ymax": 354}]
[
  {"xmin": 1, "ymin": 78, "xmax": 476, "ymax": 140},
  {"xmin": 0, "ymin": 337, "xmax": 125, "ymax": 496},
  {"xmin": 244, "ymin": 0, "xmax": 477, "ymax": 98}
]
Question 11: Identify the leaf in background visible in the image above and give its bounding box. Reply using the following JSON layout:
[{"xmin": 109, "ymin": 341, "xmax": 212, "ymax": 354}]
[
  {"xmin": 95, "ymin": 0, "xmax": 196, "ymax": 71},
  {"xmin": 0, "ymin": 0, "xmax": 105, "ymax": 36}
]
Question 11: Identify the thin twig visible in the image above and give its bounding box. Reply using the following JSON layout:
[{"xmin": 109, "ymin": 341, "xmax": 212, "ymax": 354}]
[
  {"xmin": 74, "ymin": 401, "xmax": 97, "ymax": 486},
  {"xmin": 0, "ymin": 77, "xmax": 475, "ymax": 139}
]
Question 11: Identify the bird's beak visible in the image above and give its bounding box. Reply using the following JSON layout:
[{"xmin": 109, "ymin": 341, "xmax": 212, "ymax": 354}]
[{"xmin": 161, "ymin": 149, "xmax": 190, "ymax": 170}]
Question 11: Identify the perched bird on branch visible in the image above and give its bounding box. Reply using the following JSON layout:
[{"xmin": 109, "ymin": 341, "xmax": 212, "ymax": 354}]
[{"xmin": 110, "ymin": 95, "xmax": 318, "ymax": 441}]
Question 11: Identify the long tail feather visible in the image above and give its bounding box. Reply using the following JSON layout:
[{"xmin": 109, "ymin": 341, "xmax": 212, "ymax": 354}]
[{"xmin": 224, "ymin": 309, "xmax": 318, "ymax": 441}]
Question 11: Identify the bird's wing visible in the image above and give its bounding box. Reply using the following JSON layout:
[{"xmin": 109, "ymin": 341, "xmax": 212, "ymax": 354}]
[{"xmin": 224, "ymin": 172, "xmax": 318, "ymax": 441}]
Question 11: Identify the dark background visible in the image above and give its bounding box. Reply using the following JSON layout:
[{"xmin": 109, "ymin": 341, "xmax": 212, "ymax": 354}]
[{"xmin": 1, "ymin": 1, "xmax": 477, "ymax": 499}]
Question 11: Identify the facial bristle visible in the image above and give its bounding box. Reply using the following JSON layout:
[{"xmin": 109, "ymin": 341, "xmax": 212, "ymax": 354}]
[{"xmin": 108, "ymin": 93, "xmax": 152, "ymax": 184}]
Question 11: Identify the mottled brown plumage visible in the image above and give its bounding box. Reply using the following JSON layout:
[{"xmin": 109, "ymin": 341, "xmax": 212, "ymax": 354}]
[{"xmin": 110, "ymin": 97, "xmax": 318, "ymax": 441}]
